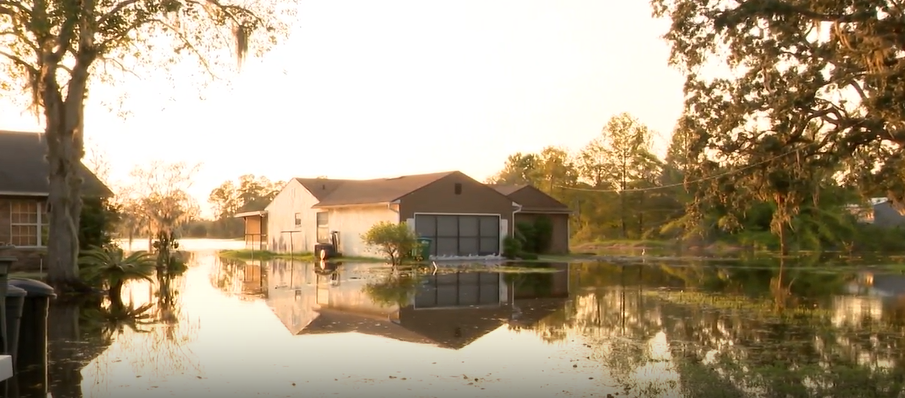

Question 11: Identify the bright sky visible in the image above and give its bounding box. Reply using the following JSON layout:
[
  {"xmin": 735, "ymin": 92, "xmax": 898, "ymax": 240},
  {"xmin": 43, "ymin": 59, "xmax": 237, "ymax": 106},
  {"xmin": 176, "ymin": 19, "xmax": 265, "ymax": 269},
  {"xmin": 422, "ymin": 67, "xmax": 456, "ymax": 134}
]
[{"xmin": 1, "ymin": 1, "xmax": 685, "ymax": 218}]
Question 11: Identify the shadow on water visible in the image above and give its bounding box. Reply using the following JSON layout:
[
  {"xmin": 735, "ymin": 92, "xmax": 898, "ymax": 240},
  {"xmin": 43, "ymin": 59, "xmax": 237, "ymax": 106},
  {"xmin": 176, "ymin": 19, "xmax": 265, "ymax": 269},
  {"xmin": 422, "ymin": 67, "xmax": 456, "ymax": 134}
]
[{"xmin": 15, "ymin": 248, "xmax": 905, "ymax": 397}]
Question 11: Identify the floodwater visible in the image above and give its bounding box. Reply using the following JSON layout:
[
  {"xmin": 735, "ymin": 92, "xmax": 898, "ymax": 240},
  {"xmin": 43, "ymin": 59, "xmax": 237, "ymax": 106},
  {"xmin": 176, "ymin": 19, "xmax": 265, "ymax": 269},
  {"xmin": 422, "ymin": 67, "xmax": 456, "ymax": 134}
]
[{"xmin": 6, "ymin": 247, "xmax": 905, "ymax": 398}]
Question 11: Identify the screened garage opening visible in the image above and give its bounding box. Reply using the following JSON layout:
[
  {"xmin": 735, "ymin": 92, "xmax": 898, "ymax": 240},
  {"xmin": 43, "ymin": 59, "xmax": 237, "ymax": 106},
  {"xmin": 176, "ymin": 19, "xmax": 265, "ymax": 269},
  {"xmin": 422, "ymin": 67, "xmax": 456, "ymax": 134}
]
[{"xmin": 414, "ymin": 214, "xmax": 501, "ymax": 257}]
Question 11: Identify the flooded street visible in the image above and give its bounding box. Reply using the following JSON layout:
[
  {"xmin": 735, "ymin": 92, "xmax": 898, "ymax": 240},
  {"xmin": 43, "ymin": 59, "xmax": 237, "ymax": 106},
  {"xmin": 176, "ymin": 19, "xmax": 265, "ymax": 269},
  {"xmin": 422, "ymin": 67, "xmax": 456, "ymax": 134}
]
[{"xmin": 9, "ymin": 244, "xmax": 905, "ymax": 397}]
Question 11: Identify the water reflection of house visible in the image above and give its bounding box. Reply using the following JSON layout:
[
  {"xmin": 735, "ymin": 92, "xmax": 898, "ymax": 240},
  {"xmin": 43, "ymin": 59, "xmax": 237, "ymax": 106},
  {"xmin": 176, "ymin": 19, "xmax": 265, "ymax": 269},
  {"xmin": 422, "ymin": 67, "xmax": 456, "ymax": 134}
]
[
  {"xmin": 265, "ymin": 260, "xmax": 570, "ymax": 350},
  {"xmin": 835, "ymin": 271, "xmax": 905, "ymax": 327},
  {"xmin": 215, "ymin": 258, "xmax": 268, "ymax": 298}
]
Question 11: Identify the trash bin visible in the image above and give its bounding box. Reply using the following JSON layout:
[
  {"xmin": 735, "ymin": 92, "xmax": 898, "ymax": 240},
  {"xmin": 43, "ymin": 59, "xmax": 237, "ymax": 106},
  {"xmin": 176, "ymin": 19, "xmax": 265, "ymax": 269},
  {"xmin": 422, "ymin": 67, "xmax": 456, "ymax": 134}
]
[
  {"xmin": 414, "ymin": 238, "xmax": 432, "ymax": 261},
  {"xmin": 9, "ymin": 278, "xmax": 55, "ymax": 375},
  {"xmin": 4, "ymin": 284, "xmax": 26, "ymax": 366},
  {"xmin": 0, "ymin": 257, "xmax": 12, "ymax": 356}
]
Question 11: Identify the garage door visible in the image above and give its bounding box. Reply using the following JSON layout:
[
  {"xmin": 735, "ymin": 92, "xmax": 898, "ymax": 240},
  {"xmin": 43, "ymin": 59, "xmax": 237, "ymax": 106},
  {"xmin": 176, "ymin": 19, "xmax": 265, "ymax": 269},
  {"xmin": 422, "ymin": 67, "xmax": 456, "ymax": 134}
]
[{"xmin": 414, "ymin": 214, "xmax": 500, "ymax": 257}]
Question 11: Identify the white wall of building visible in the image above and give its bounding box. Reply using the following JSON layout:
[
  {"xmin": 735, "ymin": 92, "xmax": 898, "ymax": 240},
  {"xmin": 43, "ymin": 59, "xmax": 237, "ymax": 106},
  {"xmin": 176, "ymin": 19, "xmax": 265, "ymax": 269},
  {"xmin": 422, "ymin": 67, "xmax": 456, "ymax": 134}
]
[
  {"xmin": 265, "ymin": 180, "xmax": 321, "ymax": 253},
  {"xmin": 329, "ymin": 205, "xmax": 400, "ymax": 257}
]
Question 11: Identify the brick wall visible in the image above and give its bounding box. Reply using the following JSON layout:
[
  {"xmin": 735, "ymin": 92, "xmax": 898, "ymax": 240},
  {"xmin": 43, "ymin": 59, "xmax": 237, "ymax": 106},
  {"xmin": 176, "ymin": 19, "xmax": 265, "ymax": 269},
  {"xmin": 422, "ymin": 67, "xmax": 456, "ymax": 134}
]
[
  {"xmin": 0, "ymin": 247, "xmax": 45, "ymax": 272},
  {"xmin": 0, "ymin": 198, "xmax": 10, "ymax": 244},
  {"xmin": 0, "ymin": 197, "xmax": 47, "ymax": 272}
]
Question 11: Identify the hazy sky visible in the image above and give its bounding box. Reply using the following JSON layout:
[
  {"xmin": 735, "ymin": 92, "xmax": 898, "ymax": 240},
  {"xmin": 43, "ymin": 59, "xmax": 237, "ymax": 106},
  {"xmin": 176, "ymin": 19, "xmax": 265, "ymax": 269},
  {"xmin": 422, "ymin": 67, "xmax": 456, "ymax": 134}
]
[{"xmin": 2, "ymin": 1, "xmax": 685, "ymax": 217}]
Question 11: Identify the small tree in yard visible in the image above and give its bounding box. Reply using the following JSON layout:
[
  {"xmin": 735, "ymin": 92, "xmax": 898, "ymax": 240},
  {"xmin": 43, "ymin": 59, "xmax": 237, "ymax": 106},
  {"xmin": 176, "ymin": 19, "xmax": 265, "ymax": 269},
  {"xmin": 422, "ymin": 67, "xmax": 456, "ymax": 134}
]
[{"xmin": 361, "ymin": 222, "xmax": 419, "ymax": 267}]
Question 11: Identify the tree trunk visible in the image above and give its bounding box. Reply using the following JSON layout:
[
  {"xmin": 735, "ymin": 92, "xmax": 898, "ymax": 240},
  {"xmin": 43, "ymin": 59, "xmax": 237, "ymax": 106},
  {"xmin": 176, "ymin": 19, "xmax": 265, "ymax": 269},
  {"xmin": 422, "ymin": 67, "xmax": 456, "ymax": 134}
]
[
  {"xmin": 42, "ymin": 64, "xmax": 89, "ymax": 294},
  {"xmin": 108, "ymin": 280, "xmax": 125, "ymax": 312},
  {"xmin": 638, "ymin": 192, "xmax": 644, "ymax": 237},
  {"xmin": 47, "ymin": 299, "xmax": 86, "ymax": 398}
]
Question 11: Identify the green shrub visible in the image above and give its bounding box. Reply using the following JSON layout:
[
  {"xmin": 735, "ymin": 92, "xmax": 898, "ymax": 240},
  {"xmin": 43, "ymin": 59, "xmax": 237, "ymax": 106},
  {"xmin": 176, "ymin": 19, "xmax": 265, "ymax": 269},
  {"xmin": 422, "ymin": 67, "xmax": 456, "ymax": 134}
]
[
  {"xmin": 503, "ymin": 236, "xmax": 522, "ymax": 259},
  {"xmin": 533, "ymin": 216, "xmax": 553, "ymax": 253},
  {"xmin": 362, "ymin": 222, "xmax": 419, "ymax": 266}
]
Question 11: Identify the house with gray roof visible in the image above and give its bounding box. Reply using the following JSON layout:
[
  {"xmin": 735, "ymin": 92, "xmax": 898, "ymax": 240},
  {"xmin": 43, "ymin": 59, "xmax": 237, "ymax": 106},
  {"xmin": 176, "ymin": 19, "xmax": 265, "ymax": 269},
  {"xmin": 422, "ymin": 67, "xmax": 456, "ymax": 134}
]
[
  {"xmin": 0, "ymin": 130, "xmax": 112, "ymax": 270},
  {"xmin": 235, "ymin": 171, "xmax": 572, "ymax": 258}
]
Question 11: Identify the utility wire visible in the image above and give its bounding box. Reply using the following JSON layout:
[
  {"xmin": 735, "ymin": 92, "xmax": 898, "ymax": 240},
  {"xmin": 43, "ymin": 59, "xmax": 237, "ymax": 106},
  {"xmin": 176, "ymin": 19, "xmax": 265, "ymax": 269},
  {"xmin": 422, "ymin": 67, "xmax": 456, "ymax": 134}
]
[{"xmin": 555, "ymin": 147, "xmax": 802, "ymax": 193}]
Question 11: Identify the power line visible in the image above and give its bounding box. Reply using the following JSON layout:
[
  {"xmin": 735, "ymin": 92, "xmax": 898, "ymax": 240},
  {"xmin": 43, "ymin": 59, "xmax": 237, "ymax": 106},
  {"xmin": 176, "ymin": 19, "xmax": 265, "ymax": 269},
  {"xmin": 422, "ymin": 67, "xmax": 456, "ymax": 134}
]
[{"xmin": 556, "ymin": 148, "xmax": 802, "ymax": 193}]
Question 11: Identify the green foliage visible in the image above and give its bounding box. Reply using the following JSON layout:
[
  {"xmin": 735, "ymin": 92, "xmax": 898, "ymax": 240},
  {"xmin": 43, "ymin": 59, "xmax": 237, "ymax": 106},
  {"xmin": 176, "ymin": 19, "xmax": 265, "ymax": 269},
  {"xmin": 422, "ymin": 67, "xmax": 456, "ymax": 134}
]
[
  {"xmin": 515, "ymin": 217, "xmax": 554, "ymax": 254},
  {"xmin": 79, "ymin": 246, "xmax": 156, "ymax": 305},
  {"xmin": 362, "ymin": 272, "xmax": 419, "ymax": 308},
  {"xmin": 207, "ymin": 175, "xmax": 284, "ymax": 238},
  {"xmin": 79, "ymin": 197, "xmax": 120, "ymax": 251},
  {"xmin": 651, "ymin": 0, "xmax": 905, "ymax": 251},
  {"xmin": 502, "ymin": 236, "xmax": 522, "ymax": 260},
  {"xmin": 361, "ymin": 222, "xmax": 419, "ymax": 266}
]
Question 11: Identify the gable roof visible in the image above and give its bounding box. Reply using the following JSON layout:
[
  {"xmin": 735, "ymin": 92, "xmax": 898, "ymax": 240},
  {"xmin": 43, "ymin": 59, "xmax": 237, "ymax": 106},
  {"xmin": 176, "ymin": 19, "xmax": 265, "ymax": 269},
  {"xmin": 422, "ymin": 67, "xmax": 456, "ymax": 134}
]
[
  {"xmin": 307, "ymin": 171, "xmax": 456, "ymax": 208},
  {"xmin": 489, "ymin": 184, "xmax": 570, "ymax": 212},
  {"xmin": 0, "ymin": 131, "xmax": 112, "ymax": 197},
  {"xmin": 487, "ymin": 184, "xmax": 526, "ymax": 196}
]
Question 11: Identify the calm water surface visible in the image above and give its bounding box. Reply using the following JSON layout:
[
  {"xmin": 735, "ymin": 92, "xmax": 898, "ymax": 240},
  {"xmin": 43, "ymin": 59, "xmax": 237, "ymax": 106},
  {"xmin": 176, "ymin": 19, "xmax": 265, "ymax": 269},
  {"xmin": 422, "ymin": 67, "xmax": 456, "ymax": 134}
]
[{"xmin": 7, "ymin": 247, "xmax": 905, "ymax": 398}]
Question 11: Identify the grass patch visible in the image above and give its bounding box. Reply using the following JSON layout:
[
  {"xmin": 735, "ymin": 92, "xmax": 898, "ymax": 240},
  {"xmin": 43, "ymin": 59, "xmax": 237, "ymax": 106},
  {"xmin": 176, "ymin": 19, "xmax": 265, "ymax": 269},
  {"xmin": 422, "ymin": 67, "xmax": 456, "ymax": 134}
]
[
  {"xmin": 644, "ymin": 290, "xmax": 834, "ymax": 318},
  {"xmin": 572, "ymin": 239, "xmax": 673, "ymax": 251}
]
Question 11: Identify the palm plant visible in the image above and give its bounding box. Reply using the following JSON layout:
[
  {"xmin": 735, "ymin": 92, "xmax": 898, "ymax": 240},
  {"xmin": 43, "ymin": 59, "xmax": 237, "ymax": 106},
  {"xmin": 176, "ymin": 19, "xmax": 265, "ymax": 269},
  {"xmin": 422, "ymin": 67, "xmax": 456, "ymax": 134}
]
[{"xmin": 80, "ymin": 246, "xmax": 157, "ymax": 310}]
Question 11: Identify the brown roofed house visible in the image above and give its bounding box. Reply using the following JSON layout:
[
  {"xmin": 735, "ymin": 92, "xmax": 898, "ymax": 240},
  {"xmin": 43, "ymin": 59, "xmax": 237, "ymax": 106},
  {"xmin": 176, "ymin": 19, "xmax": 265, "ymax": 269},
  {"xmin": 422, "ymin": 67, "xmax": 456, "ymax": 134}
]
[
  {"xmin": 488, "ymin": 184, "xmax": 572, "ymax": 254},
  {"xmin": 238, "ymin": 171, "xmax": 530, "ymax": 258},
  {"xmin": 0, "ymin": 130, "xmax": 113, "ymax": 271}
]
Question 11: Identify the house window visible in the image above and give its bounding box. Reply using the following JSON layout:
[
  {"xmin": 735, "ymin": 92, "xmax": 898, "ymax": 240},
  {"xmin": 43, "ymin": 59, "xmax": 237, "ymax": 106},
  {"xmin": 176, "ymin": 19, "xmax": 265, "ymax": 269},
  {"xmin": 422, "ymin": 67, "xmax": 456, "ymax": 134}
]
[
  {"xmin": 454, "ymin": 183, "xmax": 462, "ymax": 195},
  {"xmin": 316, "ymin": 212, "xmax": 330, "ymax": 243},
  {"xmin": 10, "ymin": 200, "xmax": 48, "ymax": 247},
  {"xmin": 294, "ymin": 212, "xmax": 302, "ymax": 227}
]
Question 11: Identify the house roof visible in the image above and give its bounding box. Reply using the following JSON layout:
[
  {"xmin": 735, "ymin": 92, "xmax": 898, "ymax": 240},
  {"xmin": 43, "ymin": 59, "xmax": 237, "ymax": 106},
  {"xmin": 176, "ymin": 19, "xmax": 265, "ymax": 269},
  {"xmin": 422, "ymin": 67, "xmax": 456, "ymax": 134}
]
[
  {"xmin": 489, "ymin": 184, "xmax": 570, "ymax": 213},
  {"xmin": 234, "ymin": 210, "xmax": 267, "ymax": 218},
  {"xmin": 306, "ymin": 171, "xmax": 456, "ymax": 208},
  {"xmin": 0, "ymin": 130, "xmax": 112, "ymax": 197},
  {"xmin": 298, "ymin": 306, "xmax": 509, "ymax": 350},
  {"xmin": 488, "ymin": 184, "xmax": 527, "ymax": 196}
]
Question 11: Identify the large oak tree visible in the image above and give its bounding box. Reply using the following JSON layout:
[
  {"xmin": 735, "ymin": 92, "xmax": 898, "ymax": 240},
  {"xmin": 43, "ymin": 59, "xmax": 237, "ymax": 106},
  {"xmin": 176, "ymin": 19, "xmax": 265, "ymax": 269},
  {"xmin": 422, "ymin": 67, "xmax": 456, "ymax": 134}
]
[
  {"xmin": 0, "ymin": 0, "xmax": 294, "ymax": 291},
  {"xmin": 652, "ymin": 0, "xmax": 905, "ymax": 249}
]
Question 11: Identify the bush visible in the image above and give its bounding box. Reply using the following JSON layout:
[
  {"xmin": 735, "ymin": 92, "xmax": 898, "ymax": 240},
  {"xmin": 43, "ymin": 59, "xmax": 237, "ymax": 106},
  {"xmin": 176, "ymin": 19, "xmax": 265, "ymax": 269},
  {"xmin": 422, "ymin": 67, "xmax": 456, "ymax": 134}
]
[
  {"xmin": 533, "ymin": 216, "xmax": 553, "ymax": 253},
  {"xmin": 361, "ymin": 221, "xmax": 419, "ymax": 266},
  {"xmin": 502, "ymin": 236, "xmax": 522, "ymax": 259},
  {"xmin": 502, "ymin": 235, "xmax": 539, "ymax": 260},
  {"xmin": 80, "ymin": 197, "xmax": 120, "ymax": 251},
  {"xmin": 514, "ymin": 216, "xmax": 554, "ymax": 254}
]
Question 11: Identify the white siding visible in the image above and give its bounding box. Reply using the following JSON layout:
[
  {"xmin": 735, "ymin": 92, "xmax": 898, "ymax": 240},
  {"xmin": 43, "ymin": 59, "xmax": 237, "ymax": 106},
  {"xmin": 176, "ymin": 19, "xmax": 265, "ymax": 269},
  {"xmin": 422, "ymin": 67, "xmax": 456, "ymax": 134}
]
[
  {"xmin": 329, "ymin": 205, "xmax": 399, "ymax": 257},
  {"xmin": 265, "ymin": 180, "xmax": 321, "ymax": 253}
]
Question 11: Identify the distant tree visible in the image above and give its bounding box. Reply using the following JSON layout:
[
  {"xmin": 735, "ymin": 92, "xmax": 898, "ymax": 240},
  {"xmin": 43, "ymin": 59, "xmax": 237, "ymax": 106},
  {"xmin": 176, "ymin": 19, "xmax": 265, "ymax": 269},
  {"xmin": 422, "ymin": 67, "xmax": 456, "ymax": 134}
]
[
  {"xmin": 207, "ymin": 174, "xmax": 281, "ymax": 237},
  {"xmin": 579, "ymin": 113, "xmax": 662, "ymax": 238},
  {"xmin": 235, "ymin": 174, "xmax": 282, "ymax": 212},
  {"xmin": 126, "ymin": 161, "xmax": 201, "ymax": 250},
  {"xmin": 486, "ymin": 153, "xmax": 544, "ymax": 186}
]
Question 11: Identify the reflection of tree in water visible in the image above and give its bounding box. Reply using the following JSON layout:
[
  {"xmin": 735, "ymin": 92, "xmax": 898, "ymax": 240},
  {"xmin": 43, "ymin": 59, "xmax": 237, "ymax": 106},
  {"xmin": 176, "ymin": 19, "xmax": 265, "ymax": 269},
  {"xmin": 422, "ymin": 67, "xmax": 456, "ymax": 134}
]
[
  {"xmin": 211, "ymin": 256, "xmax": 245, "ymax": 295},
  {"xmin": 362, "ymin": 270, "xmax": 419, "ymax": 308},
  {"xmin": 46, "ymin": 297, "xmax": 114, "ymax": 398},
  {"xmin": 85, "ymin": 269, "xmax": 202, "ymax": 392},
  {"xmin": 523, "ymin": 262, "xmax": 905, "ymax": 397}
]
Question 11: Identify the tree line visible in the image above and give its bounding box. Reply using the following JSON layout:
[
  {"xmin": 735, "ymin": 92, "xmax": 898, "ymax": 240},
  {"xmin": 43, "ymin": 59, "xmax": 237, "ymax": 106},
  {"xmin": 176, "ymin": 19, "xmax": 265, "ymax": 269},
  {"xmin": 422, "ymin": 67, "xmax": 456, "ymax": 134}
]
[
  {"xmin": 84, "ymin": 150, "xmax": 284, "ymax": 245},
  {"xmin": 487, "ymin": 112, "xmax": 905, "ymax": 254}
]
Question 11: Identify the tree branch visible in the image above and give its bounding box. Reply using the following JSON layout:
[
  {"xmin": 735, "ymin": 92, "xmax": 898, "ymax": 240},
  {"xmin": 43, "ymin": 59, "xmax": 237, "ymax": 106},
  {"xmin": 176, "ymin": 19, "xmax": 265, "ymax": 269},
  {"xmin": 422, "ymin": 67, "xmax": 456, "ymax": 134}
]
[
  {"xmin": 97, "ymin": 0, "xmax": 139, "ymax": 27},
  {"xmin": 0, "ymin": 49, "xmax": 38, "ymax": 74},
  {"xmin": 146, "ymin": 18, "xmax": 220, "ymax": 79},
  {"xmin": 0, "ymin": 0, "xmax": 31, "ymax": 15}
]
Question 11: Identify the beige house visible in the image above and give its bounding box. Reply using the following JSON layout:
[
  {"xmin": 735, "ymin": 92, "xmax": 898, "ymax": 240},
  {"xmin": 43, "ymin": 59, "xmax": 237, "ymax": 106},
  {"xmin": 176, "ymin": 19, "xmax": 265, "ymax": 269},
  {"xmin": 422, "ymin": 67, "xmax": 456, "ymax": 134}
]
[{"xmin": 240, "ymin": 171, "xmax": 520, "ymax": 258}]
